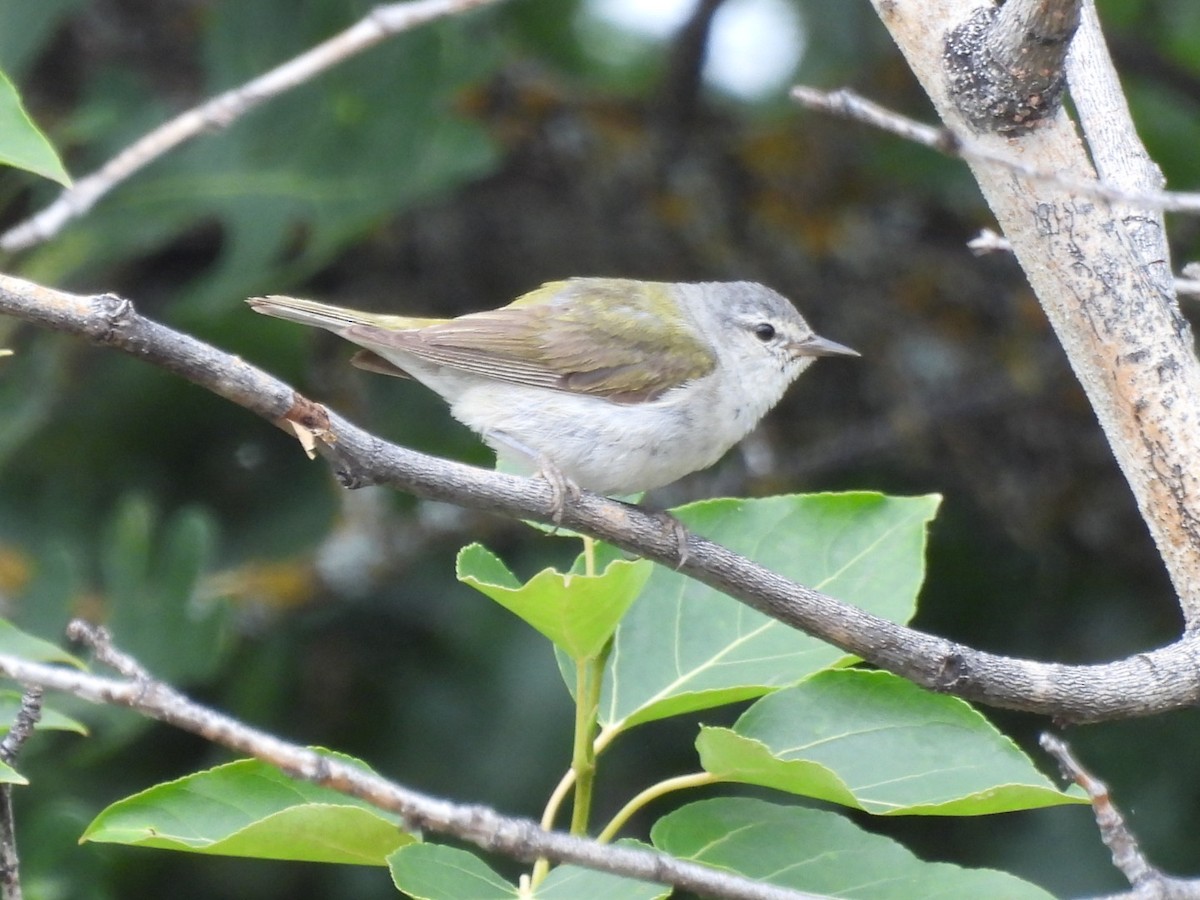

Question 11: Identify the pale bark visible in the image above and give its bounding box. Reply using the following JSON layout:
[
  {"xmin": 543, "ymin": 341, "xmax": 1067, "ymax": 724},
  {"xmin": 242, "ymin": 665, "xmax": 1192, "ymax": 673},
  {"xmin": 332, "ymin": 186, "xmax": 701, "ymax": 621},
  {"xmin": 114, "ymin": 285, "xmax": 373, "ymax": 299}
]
[{"xmin": 871, "ymin": 0, "xmax": 1200, "ymax": 623}]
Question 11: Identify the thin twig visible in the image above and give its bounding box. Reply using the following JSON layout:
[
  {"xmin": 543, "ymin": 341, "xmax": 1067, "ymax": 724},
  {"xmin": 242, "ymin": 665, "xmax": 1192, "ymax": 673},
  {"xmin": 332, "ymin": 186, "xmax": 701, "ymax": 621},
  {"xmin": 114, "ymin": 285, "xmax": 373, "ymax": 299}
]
[
  {"xmin": 967, "ymin": 227, "xmax": 1200, "ymax": 296},
  {"xmin": 0, "ymin": 0, "xmax": 502, "ymax": 253},
  {"xmin": 1040, "ymin": 734, "xmax": 1200, "ymax": 898},
  {"xmin": 0, "ymin": 690, "xmax": 42, "ymax": 766},
  {"xmin": 964, "ymin": 226, "xmax": 1200, "ymax": 297},
  {"xmin": 0, "ymin": 625, "xmax": 822, "ymax": 900},
  {"xmin": 4, "ymin": 273, "xmax": 1200, "ymax": 722},
  {"xmin": 0, "ymin": 789, "xmax": 18, "ymax": 900},
  {"xmin": 790, "ymin": 85, "xmax": 1200, "ymax": 215},
  {"xmin": 0, "ymin": 687, "xmax": 42, "ymax": 900},
  {"xmin": 966, "ymin": 228, "xmax": 1012, "ymax": 255}
]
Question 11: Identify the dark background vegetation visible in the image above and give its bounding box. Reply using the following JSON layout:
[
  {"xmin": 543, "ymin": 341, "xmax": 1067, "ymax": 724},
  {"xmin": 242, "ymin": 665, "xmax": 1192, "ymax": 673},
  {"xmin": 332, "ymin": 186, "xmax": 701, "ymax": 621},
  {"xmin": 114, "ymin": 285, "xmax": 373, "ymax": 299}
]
[{"xmin": 2, "ymin": 0, "xmax": 1200, "ymax": 896}]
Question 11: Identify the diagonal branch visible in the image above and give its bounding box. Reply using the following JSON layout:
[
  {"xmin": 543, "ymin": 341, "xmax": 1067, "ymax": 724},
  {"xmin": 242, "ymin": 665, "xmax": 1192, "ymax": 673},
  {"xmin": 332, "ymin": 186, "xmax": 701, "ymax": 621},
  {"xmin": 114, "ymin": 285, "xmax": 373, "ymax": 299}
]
[
  {"xmin": 1041, "ymin": 734, "xmax": 1200, "ymax": 897},
  {"xmin": 790, "ymin": 86, "xmax": 1200, "ymax": 216},
  {"xmin": 0, "ymin": 623, "xmax": 819, "ymax": 900},
  {"xmin": 3, "ymin": 272, "xmax": 1200, "ymax": 722},
  {"xmin": 0, "ymin": 0, "xmax": 503, "ymax": 253}
]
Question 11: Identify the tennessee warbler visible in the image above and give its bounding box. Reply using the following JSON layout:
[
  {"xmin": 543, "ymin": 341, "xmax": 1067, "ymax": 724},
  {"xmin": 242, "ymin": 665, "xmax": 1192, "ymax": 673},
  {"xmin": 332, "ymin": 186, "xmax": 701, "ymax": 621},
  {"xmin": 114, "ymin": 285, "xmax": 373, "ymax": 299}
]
[{"xmin": 248, "ymin": 278, "xmax": 855, "ymax": 506}]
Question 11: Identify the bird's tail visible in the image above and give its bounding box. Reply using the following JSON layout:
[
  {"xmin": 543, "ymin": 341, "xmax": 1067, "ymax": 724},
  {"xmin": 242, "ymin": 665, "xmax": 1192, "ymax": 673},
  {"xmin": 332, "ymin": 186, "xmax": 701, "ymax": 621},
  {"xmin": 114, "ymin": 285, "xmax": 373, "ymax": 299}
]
[{"xmin": 247, "ymin": 295, "xmax": 438, "ymax": 335}]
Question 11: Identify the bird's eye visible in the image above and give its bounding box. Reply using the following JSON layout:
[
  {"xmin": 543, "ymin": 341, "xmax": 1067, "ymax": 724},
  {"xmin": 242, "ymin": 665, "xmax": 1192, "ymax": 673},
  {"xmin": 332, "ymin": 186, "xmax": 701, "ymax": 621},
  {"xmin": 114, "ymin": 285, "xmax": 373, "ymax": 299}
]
[{"xmin": 753, "ymin": 323, "xmax": 776, "ymax": 342}]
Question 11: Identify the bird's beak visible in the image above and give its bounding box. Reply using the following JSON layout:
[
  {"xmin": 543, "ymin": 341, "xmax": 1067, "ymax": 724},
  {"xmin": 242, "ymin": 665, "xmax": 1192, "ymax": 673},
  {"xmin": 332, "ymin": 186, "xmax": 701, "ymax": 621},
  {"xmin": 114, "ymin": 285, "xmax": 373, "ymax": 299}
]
[{"xmin": 789, "ymin": 334, "xmax": 859, "ymax": 358}]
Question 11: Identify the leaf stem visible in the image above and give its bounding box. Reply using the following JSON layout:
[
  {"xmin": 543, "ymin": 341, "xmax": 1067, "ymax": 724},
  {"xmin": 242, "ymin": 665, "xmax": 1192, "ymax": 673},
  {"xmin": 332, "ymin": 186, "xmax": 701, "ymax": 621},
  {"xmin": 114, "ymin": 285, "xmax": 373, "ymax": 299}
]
[
  {"xmin": 583, "ymin": 534, "xmax": 596, "ymax": 577},
  {"xmin": 596, "ymin": 772, "xmax": 720, "ymax": 843},
  {"xmin": 530, "ymin": 535, "xmax": 606, "ymax": 887},
  {"xmin": 569, "ymin": 647, "xmax": 607, "ymax": 835}
]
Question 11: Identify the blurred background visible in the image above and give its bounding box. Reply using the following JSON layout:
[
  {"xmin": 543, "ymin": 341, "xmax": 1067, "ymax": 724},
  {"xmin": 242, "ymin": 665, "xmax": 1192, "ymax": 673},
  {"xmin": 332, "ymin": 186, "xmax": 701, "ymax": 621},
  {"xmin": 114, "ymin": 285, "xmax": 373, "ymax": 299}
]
[{"xmin": 2, "ymin": 0, "xmax": 1200, "ymax": 896}]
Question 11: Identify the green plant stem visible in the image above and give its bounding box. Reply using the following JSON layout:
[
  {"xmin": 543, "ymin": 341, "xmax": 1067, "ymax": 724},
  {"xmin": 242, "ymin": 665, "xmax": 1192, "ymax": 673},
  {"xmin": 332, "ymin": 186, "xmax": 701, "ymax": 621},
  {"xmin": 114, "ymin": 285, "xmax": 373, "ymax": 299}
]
[
  {"xmin": 530, "ymin": 655, "xmax": 608, "ymax": 890},
  {"xmin": 569, "ymin": 647, "xmax": 607, "ymax": 835},
  {"xmin": 596, "ymin": 772, "xmax": 721, "ymax": 844},
  {"xmin": 530, "ymin": 536, "xmax": 605, "ymax": 888},
  {"xmin": 583, "ymin": 534, "xmax": 596, "ymax": 576},
  {"xmin": 569, "ymin": 535, "xmax": 603, "ymax": 837},
  {"xmin": 528, "ymin": 856, "xmax": 550, "ymax": 888},
  {"xmin": 538, "ymin": 723, "xmax": 620, "ymax": 835}
]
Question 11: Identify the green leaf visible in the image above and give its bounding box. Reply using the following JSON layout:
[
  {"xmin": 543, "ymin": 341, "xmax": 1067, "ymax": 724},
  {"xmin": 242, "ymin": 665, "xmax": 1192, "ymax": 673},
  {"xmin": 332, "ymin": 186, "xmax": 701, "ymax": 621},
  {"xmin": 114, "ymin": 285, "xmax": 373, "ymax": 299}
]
[
  {"xmin": 0, "ymin": 68, "xmax": 69, "ymax": 184},
  {"xmin": 600, "ymin": 492, "xmax": 939, "ymax": 730},
  {"xmin": 0, "ymin": 690, "xmax": 87, "ymax": 734},
  {"xmin": 538, "ymin": 854, "xmax": 669, "ymax": 899},
  {"xmin": 0, "ymin": 760, "xmax": 25, "ymax": 786},
  {"xmin": 652, "ymin": 798, "xmax": 1054, "ymax": 899},
  {"xmin": 81, "ymin": 753, "xmax": 414, "ymax": 865},
  {"xmin": 388, "ymin": 844, "xmax": 515, "ymax": 899},
  {"xmin": 458, "ymin": 544, "xmax": 652, "ymax": 661},
  {"xmin": 387, "ymin": 842, "xmax": 670, "ymax": 900},
  {"xmin": 698, "ymin": 670, "xmax": 1085, "ymax": 815},
  {"xmin": 0, "ymin": 619, "xmax": 83, "ymax": 668}
]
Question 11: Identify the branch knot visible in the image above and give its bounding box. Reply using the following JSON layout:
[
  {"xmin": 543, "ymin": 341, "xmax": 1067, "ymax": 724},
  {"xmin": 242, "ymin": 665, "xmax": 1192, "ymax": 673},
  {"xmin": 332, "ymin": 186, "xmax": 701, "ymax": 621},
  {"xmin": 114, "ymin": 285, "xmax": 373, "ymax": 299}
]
[
  {"xmin": 944, "ymin": 0, "xmax": 1079, "ymax": 134},
  {"xmin": 94, "ymin": 292, "xmax": 134, "ymax": 326}
]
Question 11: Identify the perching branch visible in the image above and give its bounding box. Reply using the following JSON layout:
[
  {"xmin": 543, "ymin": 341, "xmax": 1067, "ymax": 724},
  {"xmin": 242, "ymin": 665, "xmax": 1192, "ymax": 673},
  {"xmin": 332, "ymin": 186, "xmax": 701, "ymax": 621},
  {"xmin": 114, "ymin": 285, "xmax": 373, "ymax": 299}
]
[
  {"xmin": 3, "ymin": 272, "xmax": 1200, "ymax": 722},
  {"xmin": 867, "ymin": 0, "xmax": 1200, "ymax": 623},
  {"xmin": 0, "ymin": 0, "xmax": 503, "ymax": 253},
  {"xmin": 0, "ymin": 623, "xmax": 820, "ymax": 900}
]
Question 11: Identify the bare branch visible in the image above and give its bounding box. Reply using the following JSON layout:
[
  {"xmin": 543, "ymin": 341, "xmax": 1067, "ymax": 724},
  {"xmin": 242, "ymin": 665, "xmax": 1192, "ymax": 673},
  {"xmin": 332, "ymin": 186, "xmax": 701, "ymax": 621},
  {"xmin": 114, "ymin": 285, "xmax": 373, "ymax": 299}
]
[
  {"xmin": 2, "ymin": 625, "xmax": 822, "ymax": 900},
  {"xmin": 790, "ymin": 85, "xmax": 1200, "ymax": 216},
  {"xmin": 1041, "ymin": 734, "xmax": 1200, "ymax": 899},
  {"xmin": 4, "ymin": 273, "xmax": 1200, "ymax": 721},
  {"xmin": 0, "ymin": 786, "xmax": 20, "ymax": 900},
  {"xmin": 0, "ymin": 0, "xmax": 502, "ymax": 253},
  {"xmin": 966, "ymin": 227, "xmax": 1012, "ymax": 255},
  {"xmin": 0, "ymin": 689, "xmax": 42, "ymax": 765},
  {"xmin": 0, "ymin": 688, "xmax": 40, "ymax": 900},
  {"xmin": 967, "ymin": 229, "xmax": 1200, "ymax": 299},
  {"xmin": 1178, "ymin": 263, "xmax": 1200, "ymax": 297}
]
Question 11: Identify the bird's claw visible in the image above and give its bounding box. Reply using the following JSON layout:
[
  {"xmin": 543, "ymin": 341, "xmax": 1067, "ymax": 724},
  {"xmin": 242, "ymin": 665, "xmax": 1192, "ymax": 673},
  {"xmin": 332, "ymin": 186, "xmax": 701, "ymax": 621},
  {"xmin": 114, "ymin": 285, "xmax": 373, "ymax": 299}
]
[
  {"xmin": 537, "ymin": 457, "xmax": 581, "ymax": 528},
  {"xmin": 654, "ymin": 510, "xmax": 691, "ymax": 568}
]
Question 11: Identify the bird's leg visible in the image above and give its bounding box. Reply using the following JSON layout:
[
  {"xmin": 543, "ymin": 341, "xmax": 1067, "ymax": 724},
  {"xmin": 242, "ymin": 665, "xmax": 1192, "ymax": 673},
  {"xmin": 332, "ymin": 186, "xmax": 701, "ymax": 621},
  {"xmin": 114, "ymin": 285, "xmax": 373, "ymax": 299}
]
[
  {"xmin": 486, "ymin": 430, "xmax": 581, "ymax": 526},
  {"xmin": 535, "ymin": 454, "xmax": 582, "ymax": 527}
]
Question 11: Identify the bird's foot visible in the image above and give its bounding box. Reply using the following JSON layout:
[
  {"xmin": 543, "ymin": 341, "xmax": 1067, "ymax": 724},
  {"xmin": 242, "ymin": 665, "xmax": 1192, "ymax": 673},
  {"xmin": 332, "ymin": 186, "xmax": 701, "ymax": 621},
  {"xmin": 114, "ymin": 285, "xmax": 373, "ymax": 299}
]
[
  {"xmin": 536, "ymin": 455, "xmax": 582, "ymax": 528},
  {"xmin": 654, "ymin": 510, "xmax": 691, "ymax": 568},
  {"xmin": 611, "ymin": 499, "xmax": 691, "ymax": 567},
  {"xmin": 485, "ymin": 429, "xmax": 581, "ymax": 528}
]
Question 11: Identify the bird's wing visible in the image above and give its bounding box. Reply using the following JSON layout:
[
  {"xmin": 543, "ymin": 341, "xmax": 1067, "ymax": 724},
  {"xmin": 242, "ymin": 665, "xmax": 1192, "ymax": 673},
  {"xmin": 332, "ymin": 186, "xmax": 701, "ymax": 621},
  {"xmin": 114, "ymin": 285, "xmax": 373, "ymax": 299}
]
[{"xmin": 349, "ymin": 279, "xmax": 717, "ymax": 403}]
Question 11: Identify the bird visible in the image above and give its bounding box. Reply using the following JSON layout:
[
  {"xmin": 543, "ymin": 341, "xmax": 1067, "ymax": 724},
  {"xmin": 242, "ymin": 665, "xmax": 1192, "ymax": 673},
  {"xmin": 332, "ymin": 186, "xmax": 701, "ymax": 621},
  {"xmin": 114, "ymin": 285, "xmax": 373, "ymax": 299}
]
[{"xmin": 248, "ymin": 277, "xmax": 856, "ymax": 515}]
